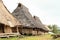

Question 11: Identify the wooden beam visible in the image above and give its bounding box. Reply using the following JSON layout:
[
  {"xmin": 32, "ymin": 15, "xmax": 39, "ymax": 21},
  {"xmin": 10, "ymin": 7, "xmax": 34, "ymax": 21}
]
[{"xmin": 17, "ymin": 26, "xmax": 19, "ymax": 33}]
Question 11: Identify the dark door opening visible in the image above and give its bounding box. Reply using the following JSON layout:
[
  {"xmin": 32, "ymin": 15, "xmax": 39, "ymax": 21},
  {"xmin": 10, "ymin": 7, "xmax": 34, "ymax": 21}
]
[{"xmin": 0, "ymin": 23, "xmax": 5, "ymax": 33}]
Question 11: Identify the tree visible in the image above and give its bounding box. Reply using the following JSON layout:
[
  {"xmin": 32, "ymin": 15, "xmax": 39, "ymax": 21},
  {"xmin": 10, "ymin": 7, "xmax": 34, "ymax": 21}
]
[{"xmin": 52, "ymin": 25, "xmax": 58, "ymax": 34}]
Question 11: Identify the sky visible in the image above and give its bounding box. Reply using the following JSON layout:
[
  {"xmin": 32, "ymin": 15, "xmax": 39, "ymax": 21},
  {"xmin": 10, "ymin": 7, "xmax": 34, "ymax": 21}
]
[{"xmin": 2, "ymin": 0, "xmax": 60, "ymax": 27}]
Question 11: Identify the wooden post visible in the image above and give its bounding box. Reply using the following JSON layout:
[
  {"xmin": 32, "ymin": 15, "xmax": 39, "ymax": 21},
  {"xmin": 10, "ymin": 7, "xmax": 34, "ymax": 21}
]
[
  {"xmin": 37, "ymin": 30, "xmax": 38, "ymax": 35},
  {"xmin": 37, "ymin": 29, "xmax": 38, "ymax": 35},
  {"xmin": 17, "ymin": 26, "xmax": 19, "ymax": 33}
]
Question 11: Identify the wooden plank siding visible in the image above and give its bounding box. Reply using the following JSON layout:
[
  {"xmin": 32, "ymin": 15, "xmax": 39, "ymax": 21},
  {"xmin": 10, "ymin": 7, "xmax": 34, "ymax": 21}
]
[{"xmin": 4, "ymin": 25, "xmax": 12, "ymax": 33}]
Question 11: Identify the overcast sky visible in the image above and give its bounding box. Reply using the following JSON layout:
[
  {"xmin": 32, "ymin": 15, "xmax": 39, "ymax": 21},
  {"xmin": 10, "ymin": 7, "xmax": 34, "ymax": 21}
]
[{"xmin": 3, "ymin": 0, "xmax": 60, "ymax": 27}]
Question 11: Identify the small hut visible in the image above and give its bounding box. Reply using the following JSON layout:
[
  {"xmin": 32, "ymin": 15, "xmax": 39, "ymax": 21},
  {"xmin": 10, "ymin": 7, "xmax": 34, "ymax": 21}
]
[
  {"xmin": 0, "ymin": 0, "xmax": 21, "ymax": 35},
  {"xmin": 33, "ymin": 16, "xmax": 50, "ymax": 35}
]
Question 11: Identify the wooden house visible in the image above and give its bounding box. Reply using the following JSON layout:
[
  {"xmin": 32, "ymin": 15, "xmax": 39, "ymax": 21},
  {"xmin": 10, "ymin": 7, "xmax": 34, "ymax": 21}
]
[
  {"xmin": 0, "ymin": 0, "xmax": 21, "ymax": 36},
  {"xmin": 12, "ymin": 3, "xmax": 36, "ymax": 35},
  {"xmin": 12, "ymin": 3, "xmax": 50, "ymax": 35},
  {"xmin": 33, "ymin": 16, "xmax": 51, "ymax": 35}
]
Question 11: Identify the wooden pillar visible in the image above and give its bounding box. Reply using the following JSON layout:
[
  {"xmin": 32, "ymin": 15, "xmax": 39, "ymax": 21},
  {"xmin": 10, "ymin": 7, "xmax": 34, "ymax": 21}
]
[
  {"xmin": 17, "ymin": 26, "xmax": 19, "ymax": 33},
  {"xmin": 36, "ymin": 28, "xmax": 38, "ymax": 35},
  {"xmin": 37, "ymin": 30, "xmax": 38, "ymax": 35}
]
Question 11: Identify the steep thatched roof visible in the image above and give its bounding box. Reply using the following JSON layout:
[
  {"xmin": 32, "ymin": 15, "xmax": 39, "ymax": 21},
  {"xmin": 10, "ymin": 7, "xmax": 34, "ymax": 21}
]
[
  {"xmin": 33, "ymin": 16, "xmax": 50, "ymax": 31},
  {"xmin": 12, "ymin": 3, "xmax": 50, "ymax": 31},
  {"xmin": 12, "ymin": 3, "xmax": 36, "ymax": 28},
  {"xmin": 0, "ymin": 0, "xmax": 21, "ymax": 27}
]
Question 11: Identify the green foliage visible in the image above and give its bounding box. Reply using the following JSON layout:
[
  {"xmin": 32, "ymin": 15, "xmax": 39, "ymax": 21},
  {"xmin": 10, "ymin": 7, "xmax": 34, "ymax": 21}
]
[
  {"xmin": 52, "ymin": 25, "xmax": 58, "ymax": 34},
  {"xmin": 48, "ymin": 25, "xmax": 59, "ymax": 34},
  {"xmin": 48, "ymin": 25, "xmax": 52, "ymax": 29},
  {"xmin": 57, "ymin": 30, "xmax": 60, "ymax": 34}
]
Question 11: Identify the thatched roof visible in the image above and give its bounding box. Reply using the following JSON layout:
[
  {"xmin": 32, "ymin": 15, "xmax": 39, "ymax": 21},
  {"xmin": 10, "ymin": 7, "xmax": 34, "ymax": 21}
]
[
  {"xmin": 33, "ymin": 16, "xmax": 50, "ymax": 31},
  {"xmin": 12, "ymin": 3, "xmax": 50, "ymax": 31},
  {"xmin": 12, "ymin": 3, "xmax": 36, "ymax": 28},
  {"xmin": 0, "ymin": 0, "xmax": 21, "ymax": 27}
]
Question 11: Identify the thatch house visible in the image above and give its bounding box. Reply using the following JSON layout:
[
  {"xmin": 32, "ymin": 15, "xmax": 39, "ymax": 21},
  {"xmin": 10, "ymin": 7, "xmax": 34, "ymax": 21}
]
[
  {"xmin": 12, "ymin": 3, "xmax": 36, "ymax": 35},
  {"xmin": 12, "ymin": 3, "xmax": 50, "ymax": 35},
  {"xmin": 0, "ymin": 0, "xmax": 21, "ymax": 34},
  {"xmin": 33, "ymin": 16, "xmax": 51, "ymax": 34}
]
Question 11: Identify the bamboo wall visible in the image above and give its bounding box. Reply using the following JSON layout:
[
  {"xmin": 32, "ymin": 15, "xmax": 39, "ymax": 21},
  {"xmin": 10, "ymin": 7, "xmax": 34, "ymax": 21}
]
[
  {"xmin": 4, "ymin": 25, "xmax": 12, "ymax": 33},
  {"xmin": 19, "ymin": 28, "xmax": 33, "ymax": 35},
  {"xmin": 37, "ymin": 31, "xmax": 44, "ymax": 35},
  {"xmin": 18, "ymin": 28, "xmax": 44, "ymax": 35},
  {"xmin": 0, "ymin": 23, "xmax": 46, "ymax": 35}
]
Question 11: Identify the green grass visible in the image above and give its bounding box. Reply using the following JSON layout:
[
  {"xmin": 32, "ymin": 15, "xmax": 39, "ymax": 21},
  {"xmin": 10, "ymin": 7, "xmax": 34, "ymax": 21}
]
[
  {"xmin": 0, "ymin": 37, "xmax": 18, "ymax": 40},
  {"xmin": 0, "ymin": 34, "xmax": 60, "ymax": 40},
  {"xmin": 55, "ymin": 38, "xmax": 60, "ymax": 40},
  {"xmin": 19, "ymin": 34, "xmax": 52, "ymax": 40}
]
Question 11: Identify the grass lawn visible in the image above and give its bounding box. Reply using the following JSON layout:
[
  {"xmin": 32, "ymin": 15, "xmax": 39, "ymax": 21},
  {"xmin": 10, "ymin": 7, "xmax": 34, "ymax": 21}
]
[
  {"xmin": 19, "ymin": 34, "xmax": 52, "ymax": 40},
  {"xmin": 0, "ymin": 34, "xmax": 60, "ymax": 40},
  {"xmin": 0, "ymin": 37, "xmax": 18, "ymax": 40}
]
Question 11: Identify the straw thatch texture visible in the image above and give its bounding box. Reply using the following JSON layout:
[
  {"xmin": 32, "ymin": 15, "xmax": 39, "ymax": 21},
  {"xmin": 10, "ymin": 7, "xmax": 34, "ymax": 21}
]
[
  {"xmin": 12, "ymin": 3, "xmax": 50, "ymax": 31},
  {"xmin": 0, "ymin": 0, "xmax": 21, "ymax": 27},
  {"xmin": 33, "ymin": 16, "xmax": 50, "ymax": 31},
  {"xmin": 12, "ymin": 3, "xmax": 36, "ymax": 28}
]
